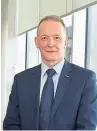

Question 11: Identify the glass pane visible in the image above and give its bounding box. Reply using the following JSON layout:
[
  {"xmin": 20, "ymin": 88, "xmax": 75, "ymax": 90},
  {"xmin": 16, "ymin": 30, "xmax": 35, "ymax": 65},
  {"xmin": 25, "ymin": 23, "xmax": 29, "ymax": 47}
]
[
  {"xmin": 86, "ymin": 4, "xmax": 97, "ymax": 76},
  {"xmin": 72, "ymin": 9, "xmax": 86, "ymax": 67},
  {"xmin": 16, "ymin": 33, "xmax": 26, "ymax": 73},
  {"xmin": 62, "ymin": 15, "xmax": 73, "ymax": 62},
  {"xmin": 26, "ymin": 28, "xmax": 40, "ymax": 69}
]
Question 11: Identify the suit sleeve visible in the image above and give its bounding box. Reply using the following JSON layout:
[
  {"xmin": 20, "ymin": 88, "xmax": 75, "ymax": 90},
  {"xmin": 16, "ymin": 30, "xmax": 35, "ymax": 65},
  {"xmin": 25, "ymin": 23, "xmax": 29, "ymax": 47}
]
[
  {"xmin": 76, "ymin": 71, "xmax": 97, "ymax": 130},
  {"xmin": 3, "ymin": 75, "xmax": 21, "ymax": 130}
]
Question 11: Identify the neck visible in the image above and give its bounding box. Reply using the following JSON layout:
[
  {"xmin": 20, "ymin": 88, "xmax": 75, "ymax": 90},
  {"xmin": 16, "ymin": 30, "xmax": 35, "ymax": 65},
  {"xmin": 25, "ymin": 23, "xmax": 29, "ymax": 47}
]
[{"xmin": 42, "ymin": 59, "xmax": 64, "ymax": 68}]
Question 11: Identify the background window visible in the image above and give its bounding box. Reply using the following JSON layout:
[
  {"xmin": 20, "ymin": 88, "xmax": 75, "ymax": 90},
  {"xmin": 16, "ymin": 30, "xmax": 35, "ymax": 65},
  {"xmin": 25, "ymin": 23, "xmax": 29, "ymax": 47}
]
[
  {"xmin": 26, "ymin": 28, "xmax": 41, "ymax": 69},
  {"xmin": 86, "ymin": 4, "xmax": 97, "ymax": 76},
  {"xmin": 62, "ymin": 15, "xmax": 73, "ymax": 62},
  {"xmin": 72, "ymin": 9, "xmax": 86, "ymax": 67}
]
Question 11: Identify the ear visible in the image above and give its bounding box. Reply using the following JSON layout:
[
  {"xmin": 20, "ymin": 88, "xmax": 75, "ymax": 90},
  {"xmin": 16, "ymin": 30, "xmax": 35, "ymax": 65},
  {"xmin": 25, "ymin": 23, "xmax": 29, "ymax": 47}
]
[
  {"xmin": 64, "ymin": 36, "xmax": 68, "ymax": 48},
  {"xmin": 35, "ymin": 37, "xmax": 39, "ymax": 48}
]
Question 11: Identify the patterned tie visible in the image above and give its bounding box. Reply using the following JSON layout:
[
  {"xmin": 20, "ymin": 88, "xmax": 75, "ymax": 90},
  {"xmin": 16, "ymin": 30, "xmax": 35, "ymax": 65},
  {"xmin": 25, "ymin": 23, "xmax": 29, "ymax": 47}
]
[{"xmin": 39, "ymin": 69, "xmax": 56, "ymax": 130}]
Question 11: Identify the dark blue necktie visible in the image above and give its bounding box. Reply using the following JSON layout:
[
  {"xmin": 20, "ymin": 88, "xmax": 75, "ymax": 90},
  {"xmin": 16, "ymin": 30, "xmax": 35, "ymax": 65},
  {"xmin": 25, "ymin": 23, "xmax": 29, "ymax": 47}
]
[{"xmin": 39, "ymin": 69, "xmax": 56, "ymax": 130}]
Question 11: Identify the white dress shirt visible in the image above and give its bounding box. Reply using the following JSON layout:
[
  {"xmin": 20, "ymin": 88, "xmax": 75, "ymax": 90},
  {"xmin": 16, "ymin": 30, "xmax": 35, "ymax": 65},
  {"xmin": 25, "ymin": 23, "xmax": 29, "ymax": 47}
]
[{"xmin": 40, "ymin": 59, "xmax": 65, "ymax": 100}]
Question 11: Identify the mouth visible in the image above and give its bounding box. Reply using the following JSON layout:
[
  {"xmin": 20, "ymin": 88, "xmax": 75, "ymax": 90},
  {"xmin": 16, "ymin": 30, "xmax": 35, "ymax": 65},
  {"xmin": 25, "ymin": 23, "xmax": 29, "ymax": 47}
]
[{"xmin": 47, "ymin": 51, "xmax": 56, "ymax": 52}]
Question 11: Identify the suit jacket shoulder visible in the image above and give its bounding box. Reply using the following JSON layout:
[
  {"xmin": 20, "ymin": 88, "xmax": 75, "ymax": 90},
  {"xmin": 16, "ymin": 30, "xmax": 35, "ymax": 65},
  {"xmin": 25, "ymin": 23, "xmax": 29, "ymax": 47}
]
[
  {"xmin": 15, "ymin": 64, "xmax": 41, "ymax": 79},
  {"xmin": 71, "ymin": 63, "xmax": 96, "ymax": 79}
]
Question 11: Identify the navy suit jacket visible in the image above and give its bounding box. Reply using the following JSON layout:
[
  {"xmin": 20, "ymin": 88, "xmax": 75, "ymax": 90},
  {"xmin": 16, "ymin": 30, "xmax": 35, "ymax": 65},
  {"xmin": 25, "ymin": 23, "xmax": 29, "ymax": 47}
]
[{"xmin": 3, "ymin": 61, "xmax": 97, "ymax": 130}]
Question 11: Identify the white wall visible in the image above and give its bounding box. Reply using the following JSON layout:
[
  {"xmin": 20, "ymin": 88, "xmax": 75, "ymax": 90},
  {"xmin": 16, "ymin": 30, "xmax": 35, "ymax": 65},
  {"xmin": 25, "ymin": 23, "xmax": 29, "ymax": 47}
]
[
  {"xmin": 87, "ymin": 4, "xmax": 97, "ymax": 74},
  {"xmin": 1, "ymin": 0, "xmax": 19, "ymax": 125},
  {"xmin": 18, "ymin": 0, "xmax": 97, "ymax": 34},
  {"xmin": 1, "ymin": 0, "xmax": 9, "ymax": 125}
]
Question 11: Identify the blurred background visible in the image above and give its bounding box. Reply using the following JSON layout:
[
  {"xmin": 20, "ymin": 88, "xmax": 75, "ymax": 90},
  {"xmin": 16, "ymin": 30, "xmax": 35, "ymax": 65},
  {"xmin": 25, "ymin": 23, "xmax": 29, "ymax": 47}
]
[{"xmin": 1, "ymin": 0, "xmax": 97, "ymax": 128}]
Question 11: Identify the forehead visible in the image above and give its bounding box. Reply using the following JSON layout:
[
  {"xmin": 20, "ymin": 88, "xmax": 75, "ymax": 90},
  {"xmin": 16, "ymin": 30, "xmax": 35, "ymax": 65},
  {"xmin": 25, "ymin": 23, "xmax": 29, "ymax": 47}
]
[{"xmin": 37, "ymin": 20, "xmax": 65, "ymax": 36}]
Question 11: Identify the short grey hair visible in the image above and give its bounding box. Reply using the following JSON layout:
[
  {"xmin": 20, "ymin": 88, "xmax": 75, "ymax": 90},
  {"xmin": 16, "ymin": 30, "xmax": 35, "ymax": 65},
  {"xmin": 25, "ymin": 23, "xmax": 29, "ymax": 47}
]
[{"xmin": 37, "ymin": 15, "xmax": 66, "ymax": 35}]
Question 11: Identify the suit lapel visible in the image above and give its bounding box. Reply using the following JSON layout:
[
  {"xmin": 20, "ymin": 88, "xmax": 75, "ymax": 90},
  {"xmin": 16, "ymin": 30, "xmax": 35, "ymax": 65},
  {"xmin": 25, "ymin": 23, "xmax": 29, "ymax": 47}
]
[
  {"xmin": 28, "ymin": 65, "xmax": 41, "ymax": 104},
  {"xmin": 51, "ymin": 61, "xmax": 72, "ymax": 120},
  {"xmin": 27, "ymin": 65, "xmax": 41, "ymax": 129}
]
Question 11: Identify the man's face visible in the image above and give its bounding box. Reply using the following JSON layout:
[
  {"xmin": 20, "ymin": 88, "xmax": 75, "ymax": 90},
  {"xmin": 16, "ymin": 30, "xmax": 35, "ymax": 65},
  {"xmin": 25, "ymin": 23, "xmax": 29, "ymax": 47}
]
[{"xmin": 35, "ymin": 20, "xmax": 68, "ymax": 64}]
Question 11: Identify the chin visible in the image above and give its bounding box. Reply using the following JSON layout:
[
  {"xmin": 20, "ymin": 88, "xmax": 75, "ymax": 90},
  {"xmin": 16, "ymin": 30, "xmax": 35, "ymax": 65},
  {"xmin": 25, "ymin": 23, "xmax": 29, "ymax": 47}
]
[{"xmin": 45, "ymin": 56, "xmax": 58, "ymax": 61}]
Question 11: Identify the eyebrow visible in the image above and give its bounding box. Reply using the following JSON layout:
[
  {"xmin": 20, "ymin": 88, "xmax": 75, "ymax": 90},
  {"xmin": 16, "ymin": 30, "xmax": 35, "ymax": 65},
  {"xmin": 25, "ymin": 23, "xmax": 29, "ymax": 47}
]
[
  {"xmin": 41, "ymin": 34, "xmax": 61, "ymax": 36},
  {"xmin": 41, "ymin": 35, "xmax": 47, "ymax": 36},
  {"xmin": 54, "ymin": 34, "xmax": 60, "ymax": 36}
]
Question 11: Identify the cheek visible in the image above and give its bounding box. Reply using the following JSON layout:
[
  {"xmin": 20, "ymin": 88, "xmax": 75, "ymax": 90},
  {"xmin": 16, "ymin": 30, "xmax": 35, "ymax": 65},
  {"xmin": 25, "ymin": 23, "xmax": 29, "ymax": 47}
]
[
  {"xmin": 39, "ymin": 41, "xmax": 47, "ymax": 48},
  {"xmin": 38, "ymin": 43, "xmax": 45, "ymax": 50},
  {"xmin": 58, "ymin": 44, "xmax": 64, "ymax": 51},
  {"xmin": 39, "ymin": 46, "xmax": 46, "ymax": 53}
]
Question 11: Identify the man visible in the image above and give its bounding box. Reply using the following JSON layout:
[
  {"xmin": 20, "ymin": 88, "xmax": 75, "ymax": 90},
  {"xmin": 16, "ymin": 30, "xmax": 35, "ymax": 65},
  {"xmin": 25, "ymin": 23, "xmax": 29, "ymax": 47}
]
[{"xmin": 3, "ymin": 15, "xmax": 97, "ymax": 130}]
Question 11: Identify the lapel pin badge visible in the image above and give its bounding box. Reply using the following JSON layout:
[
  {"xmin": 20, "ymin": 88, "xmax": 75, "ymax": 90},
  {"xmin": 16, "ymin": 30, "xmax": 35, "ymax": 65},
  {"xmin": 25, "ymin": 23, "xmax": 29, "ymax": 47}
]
[{"xmin": 65, "ymin": 75, "xmax": 69, "ymax": 77}]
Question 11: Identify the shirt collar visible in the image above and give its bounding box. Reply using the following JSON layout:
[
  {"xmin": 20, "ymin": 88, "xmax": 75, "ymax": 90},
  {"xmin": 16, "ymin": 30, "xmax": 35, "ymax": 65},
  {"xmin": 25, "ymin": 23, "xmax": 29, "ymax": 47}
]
[{"xmin": 41, "ymin": 59, "xmax": 65, "ymax": 77}]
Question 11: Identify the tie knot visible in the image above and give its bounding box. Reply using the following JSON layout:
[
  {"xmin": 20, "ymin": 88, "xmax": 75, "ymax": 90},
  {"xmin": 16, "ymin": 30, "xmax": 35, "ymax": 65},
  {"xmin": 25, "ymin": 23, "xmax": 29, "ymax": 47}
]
[{"xmin": 46, "ymin": 69, "xmax": 56, "ymax": 77}]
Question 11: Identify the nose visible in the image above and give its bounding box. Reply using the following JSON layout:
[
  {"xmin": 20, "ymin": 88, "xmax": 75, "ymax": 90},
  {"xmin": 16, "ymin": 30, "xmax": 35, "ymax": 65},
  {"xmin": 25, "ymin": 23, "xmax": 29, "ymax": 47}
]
[{"xmin": 48, "ymin": 37, "xmax": 55, "ymax": 47}]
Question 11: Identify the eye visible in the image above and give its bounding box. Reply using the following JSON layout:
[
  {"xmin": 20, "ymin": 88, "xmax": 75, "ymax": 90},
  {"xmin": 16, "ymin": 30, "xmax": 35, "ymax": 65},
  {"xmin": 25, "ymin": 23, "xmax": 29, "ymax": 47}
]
[
  {"xmin": 54, "ymin": 36, "xmax": 61, "ymax": 40},
  {"xmin": 41, "ymin": 36, "xmax": 47, "ymax": 41}
]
